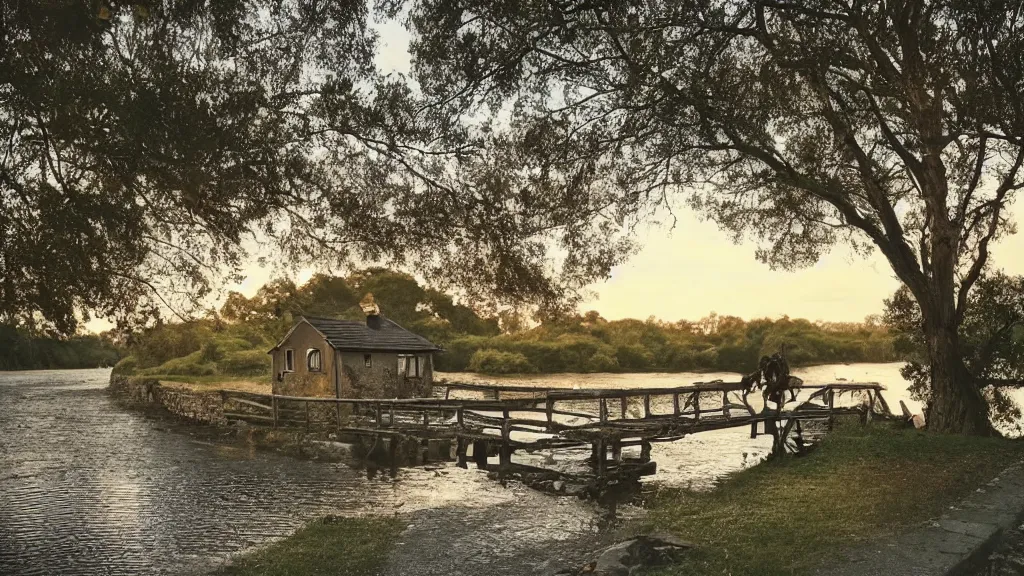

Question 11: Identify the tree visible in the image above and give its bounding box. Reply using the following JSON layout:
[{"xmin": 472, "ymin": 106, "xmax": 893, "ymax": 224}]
[
  {"xmin": 0, "ymin": 0, "xmax": 422, "ymax": 333},
  {"xmin": 403, "ymin": 0, "xmax": 1024, "ymax": 433},
  {"xmin": 3, "ymin": 0, "xmax": 626, "ymax": 336},
  {"xmin": 886, "ymin": 272, "xmax": 1024, "ymax": 432}
]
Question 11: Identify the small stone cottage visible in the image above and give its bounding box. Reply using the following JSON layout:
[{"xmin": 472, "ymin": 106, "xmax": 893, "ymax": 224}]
[{"xmin": 268, "ymin": 299, "xmax": 441, "ymax": 399}]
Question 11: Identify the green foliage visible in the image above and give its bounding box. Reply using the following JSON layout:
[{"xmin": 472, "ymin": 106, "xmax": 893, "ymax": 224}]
[
  {"xmin": 0, "ymin": 325, "xmax": 122, "ymax": 371},
  {"xmin": 220, "ymin": 350, "xmax": 272, "ymax": 377},
  {"xmin": 439, "ymin": 312, "xmax": 895, "ymax": 374},
  {"xmin": 117, "ymin": 271, "xmax": 894, "ymax": 379},
  {"xmin": 139, "ymin": 351, "xmax": 217, "ymax": 377},
  {"xmin": 213, "ymin": 516, "xmax": 405, "ymax": 576},
  {"xmin": 468, "ymin": 349, "xmax": 535, "ymax": 374},
  {"xmin": 111, "ymin": 355, "xmax": 138, "ymax": 375}
]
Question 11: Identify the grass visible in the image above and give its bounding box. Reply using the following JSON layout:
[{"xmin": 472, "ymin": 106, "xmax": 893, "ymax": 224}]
[
  {"xmin": 645, "ymin": 421, "xmax": 1024, "ymax": 576},
  {"xmin": 213, "ymin": 516, "xmax": 406, "ymax": 576},
  {"xmin": 147, "ymin": 375, "xmax": 273, "ymax": 394}
]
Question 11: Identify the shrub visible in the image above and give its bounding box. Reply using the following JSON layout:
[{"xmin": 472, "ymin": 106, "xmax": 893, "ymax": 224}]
[
  {"xmin": 111, "ymin": 355, "xmax": 138, "ymax": 375},
  {"xmin": 200, "ymin": 341, "xmax": 224, "ymax": 363},
  {"xmin": 220, "ymin": 349, "xmax": 271, "ymax": 376},
  {"xmin": 468, "ymin": 349, "xmax": 535, "ymax": 374},
  {"xmin": 585, "ymin": 351, "xmax": 620, "ymax": 373},
  {"xmin": 140, "ymin": 351, "xmax": 216, "ymax": 376}
]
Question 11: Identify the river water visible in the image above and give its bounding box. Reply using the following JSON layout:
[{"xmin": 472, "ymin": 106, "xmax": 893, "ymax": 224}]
[{"xmin": 0, "ymin": 364, "xmax": 918, "ymax": 575}]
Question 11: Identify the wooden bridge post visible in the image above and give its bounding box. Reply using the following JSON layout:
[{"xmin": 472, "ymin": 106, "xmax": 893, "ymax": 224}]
[
  {"xmin": 599, "ymin": 398, "xmax": 608, "ymax": 423},
  {"xmin": 456, "ymin": 406, "xmax": 464, "ymax": 428},
  {"xmin": 594, "ymin": 438, "xmax": 606, "ymax": 476},
  {"xmin": 375, "ymin": 401, "xmax": 382, "ymax": 429},
  {"xmin": 672, "ymin": 393, "xmax": 680, "ymax": 417},
  {"xmin": 643, "ymin": 394, "xmax": 651, "ymax": 419},
  {"xmin": 866, "ymin": 391, "xmax": 876, "ymax": 424},
  {"xmin": 639, "ymin": 440, "xmax": 652, "ymax": 463},
  {"xmin": 336, "ymin": 401, "xmax": 343, "ymax": 430},
  {"xmin": 389, "ymin": 404, "xmax": 396, "ymax": 428},
  {"xmin": 545, "ymin": 398, "xmax": 554, "ymax": 429},
  {"xmin": 499, "ymin": 413, "xmax": 512, "ymax": 477},
  {"xmin": 304, "ymin": 400, "xmax": 310, "ymax": 432},
  {"xmin": 388, "ymin": 434, "xmax": 399, "ymax": 474},
  {"xmin": 271, "ymin": 395, "xmax": 279, "ymax": 428},
  {"xmin": 694, "ymin": 394, "xmax": 701, "ymax": 421},
  {"xmin": 421, "ymin": 412, "xmax": 430, "ymax": 463},
  {"xmin": 611, "ymin": 440, "xmax": 622, "ymax": 463},
  {"xmin": 455, "ymin": 438, "xmax": 467, "ymax": 468},
  {"xmin": 827, "ymin": 388, "xmax": 835, "ymax": 431},
  {"xmin": 750, "ymin": 421, "xmax": 758, "ymax": 439},
  {"xmin": 722, "ymin": 391, "xmax": 730, "ymax": 418},
  {"xmin": 472, "ymin": 441, "xmax": 488, "ymax": 469},
  {"xmin": 620, "ymin": 397, "xmax": 628, "ymax": 419}
]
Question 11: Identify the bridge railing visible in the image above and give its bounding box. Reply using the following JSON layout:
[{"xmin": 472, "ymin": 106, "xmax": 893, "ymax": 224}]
[{"xmin": 220, "ymin": 380, "xmax": 891, "ymax": 448}]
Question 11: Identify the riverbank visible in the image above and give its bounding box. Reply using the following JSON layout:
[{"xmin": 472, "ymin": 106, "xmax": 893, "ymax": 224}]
[
  {"xmin": 643, "ymin": 422, "xmax": 1024, "ymax": 575},
  {"xmin": 215, "ymin": 423, "xmax": 1023, "ymax": 576}
]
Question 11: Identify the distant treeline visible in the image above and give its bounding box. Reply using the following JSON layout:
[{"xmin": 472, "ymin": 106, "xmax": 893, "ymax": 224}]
[
  {"xmin": 442, "ymin": 312, "xmax": 896, "ymax": 374},
  {"xmin": 0, "ymin": 325, "xmax": 122, "ymax": 371},
  {"xmin": 114, "ymin": 269, "xmax": 896, "ymax": 378}
]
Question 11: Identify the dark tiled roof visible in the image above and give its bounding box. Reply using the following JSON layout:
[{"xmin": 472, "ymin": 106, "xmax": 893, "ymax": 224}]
[{"xmin": 301, "ymin": 315, "xmax": 441, "ymax": 352}]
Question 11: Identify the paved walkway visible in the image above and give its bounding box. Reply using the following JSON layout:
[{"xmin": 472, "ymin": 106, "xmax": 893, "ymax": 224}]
[{"xmin": 814, "ymin": 461, "xmax": 1024, "ymax": 576}]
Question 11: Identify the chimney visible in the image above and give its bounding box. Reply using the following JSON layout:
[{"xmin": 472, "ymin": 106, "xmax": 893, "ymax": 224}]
[{"xmin": 360, "ymin": 293, "xmax": 382, "ymax": 330}]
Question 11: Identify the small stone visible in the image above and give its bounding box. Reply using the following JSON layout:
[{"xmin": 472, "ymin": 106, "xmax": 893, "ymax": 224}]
[{"xmin": 553, "ymin": 480, "xmax": 566, "ymax": 492}]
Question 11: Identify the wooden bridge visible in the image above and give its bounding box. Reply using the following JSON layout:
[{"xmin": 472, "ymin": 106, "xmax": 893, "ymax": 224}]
[{"xmin": 220, "ymin": 379, "xmax": 892, "ymax": 483}]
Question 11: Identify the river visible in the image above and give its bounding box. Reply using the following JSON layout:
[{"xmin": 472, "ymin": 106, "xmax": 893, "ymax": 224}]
[{"xmin": 1, "ymin": 364, "xmax": 917, "ymax": 575}]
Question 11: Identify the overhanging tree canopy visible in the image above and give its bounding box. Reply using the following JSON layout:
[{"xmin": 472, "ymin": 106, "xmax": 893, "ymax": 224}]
[
  {"xmin": 1, "ymin": 0, "xmax": 626, "ymax": 336},
  {"xmin": 402, "ymin": 0, "xmax": 1024, "ymax": 433}
]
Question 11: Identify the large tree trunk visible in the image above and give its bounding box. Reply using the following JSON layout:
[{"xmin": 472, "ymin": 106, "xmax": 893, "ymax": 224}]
[{"xmin": 922, "ymin": 305, "xmax": 993, "ymax": 435}]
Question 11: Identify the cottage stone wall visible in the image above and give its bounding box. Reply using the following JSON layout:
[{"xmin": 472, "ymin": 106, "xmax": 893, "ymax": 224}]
[
  {"xmin": 338, "ymin": 351, "xmax": 433, "ymax": 398},
  {"xmin": 270, "ymin": 321, "xmax": 336, "ymax": 397}
]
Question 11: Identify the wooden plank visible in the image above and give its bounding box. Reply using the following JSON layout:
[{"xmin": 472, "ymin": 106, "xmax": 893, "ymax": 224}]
[
  {"xmin": 643, "ymin": 394, "xmax": 651, "ymax": 418},
  {"xmin": 672, "ymin": 393, "xmax": 680, "ymax": 416},
  {"xmin": 227, "ymin": 397, "xmax": 273, "ymax": 411}
]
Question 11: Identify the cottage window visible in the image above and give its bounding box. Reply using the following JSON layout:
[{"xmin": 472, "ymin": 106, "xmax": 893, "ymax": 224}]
[
  {"xmin": 398, "ymin": 354, "xmax": 423, "ymax": 377},
  {"xmin": 363, "ymin": 354, "xmax": 372, "ymax": 368},
  {"xmin": 307, "ymin": 349, "xmax": 322, "ymax": 372},
  {"xmin": 284, "ymin": 349, "xmax": 294, "ymax": 372}
]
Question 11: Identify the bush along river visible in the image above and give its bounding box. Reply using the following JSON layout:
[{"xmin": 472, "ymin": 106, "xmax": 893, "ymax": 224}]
[{"xmin": 1, "ymin": 364, "xmax": 924, "ymax": 575}]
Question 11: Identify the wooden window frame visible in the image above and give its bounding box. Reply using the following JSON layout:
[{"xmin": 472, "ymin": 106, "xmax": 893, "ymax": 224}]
[
  {"xmin": 307, "ymin": 349, "xmax": 322, "ymax": 372},
  {"xmin": 398, "ymin": 354, "xmax": 422, "ymax": 377},
  {"xmin": 284, "ymin": 349, "xmax": 295, "ymax": 372}
]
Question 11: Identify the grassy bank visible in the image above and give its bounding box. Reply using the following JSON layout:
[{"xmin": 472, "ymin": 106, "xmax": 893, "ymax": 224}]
[
  {"xmin": 645, "ymin": 423, "xmax": 1024, "ymax": 576},
  {"xmin": 214, "ymin": 516, "xmax": 405, "ymax": 576}
]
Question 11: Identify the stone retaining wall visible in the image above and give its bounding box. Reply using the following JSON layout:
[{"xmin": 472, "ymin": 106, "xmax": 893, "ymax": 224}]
[{"xmin": 108, "ymin": 375, "xmax": 226, "ymax": 425}]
